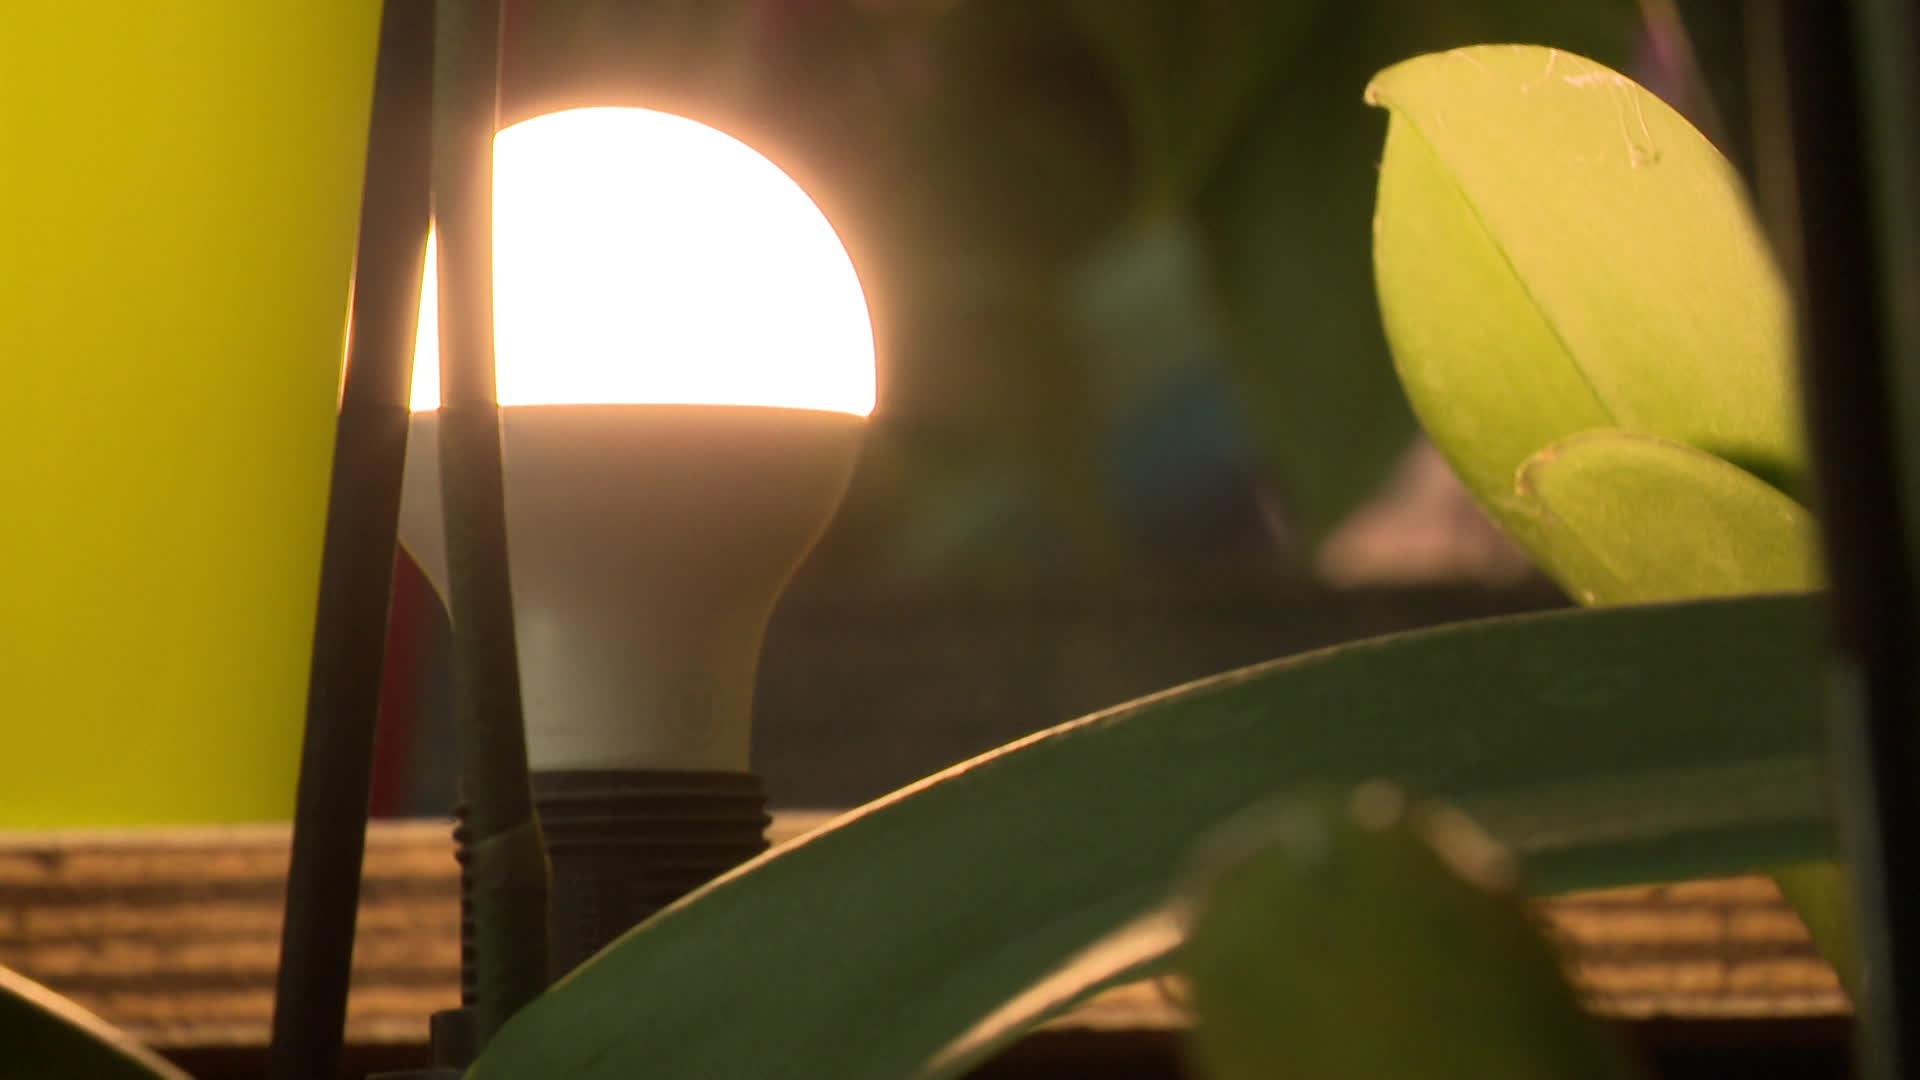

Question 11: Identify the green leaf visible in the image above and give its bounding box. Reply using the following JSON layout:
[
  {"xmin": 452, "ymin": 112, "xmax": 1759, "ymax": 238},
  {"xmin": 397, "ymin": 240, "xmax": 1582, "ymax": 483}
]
[
  {"xmin": 930, "ymin": 913, "xmax": 1178, "ymax": 1077},
  {"xmin": 1365, "ymin": 47, "xmax": 1853, "ymax": 993},
  {"xmin": 1064, "ymin": 0, "xmax": 1321, "ymax": 206},
  {"xmin": 1508, "ymin": 429, "xmax": 1853, "ymax": 991},
  {"xmin": 471, "ymin": 595, "xmax": 1831, "ymax": 1080},
  {"xmin": 1182, "ymin": 789, "xmax": 1643, "ymax": 1080},
  {"xmin": 1201, "ymin": 69, "xmax": 1422, "ymax": 538},
  {"xmin": 1198, "ymin": 7, "xmax": 1636, "ymax": 539},
  {"xmin": 1, "ymin": 965, "xmax": 187, "ymax": 1080},
  {"xmin": 1514, "ymin": 429, "xmax": 1821, "ymax": 604},
  {"xmin": 1367, "ymin": 45, "xmax": 1804, "ymax": 512}
]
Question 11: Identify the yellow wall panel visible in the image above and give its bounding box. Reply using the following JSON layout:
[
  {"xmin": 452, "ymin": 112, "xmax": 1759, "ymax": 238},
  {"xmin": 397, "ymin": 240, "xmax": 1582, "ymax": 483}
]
[{"xmin": 1, "ymin": 6, "xmax": 382, "ymax": 823}]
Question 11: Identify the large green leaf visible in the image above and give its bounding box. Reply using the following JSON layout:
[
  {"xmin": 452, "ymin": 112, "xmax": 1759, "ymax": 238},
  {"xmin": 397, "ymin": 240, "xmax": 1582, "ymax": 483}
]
[
  {"xmin": 472, "ymin": 594, "xmax": 1831, "ymax": 1079},
  {"xmin": 1, "ymin": 965, "xmax": 186, "ymax": 1080},
  {"xmin": 1181, "ymin": 790, "xmax": 1641, "ymax": 1080},
  {"xmin": 1366, "ymin": 46, "xmax": 1852, "ymax": 990},
  {"xmin": 1367, "ymin": 44, "xmax": 1803, "ymax": 513}
]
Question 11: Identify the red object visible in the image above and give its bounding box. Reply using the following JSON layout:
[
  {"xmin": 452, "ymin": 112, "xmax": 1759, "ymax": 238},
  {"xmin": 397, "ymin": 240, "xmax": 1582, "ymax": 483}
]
[{"xmin": 368, "ymin": 548, "xmax": 429, "ymax": 817}]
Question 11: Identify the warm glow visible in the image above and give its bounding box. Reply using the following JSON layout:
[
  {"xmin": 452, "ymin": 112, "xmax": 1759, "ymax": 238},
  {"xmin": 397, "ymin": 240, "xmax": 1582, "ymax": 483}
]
[{"xmin": 412, "ymin": 107, "xmax": 875, "ymax": 415}]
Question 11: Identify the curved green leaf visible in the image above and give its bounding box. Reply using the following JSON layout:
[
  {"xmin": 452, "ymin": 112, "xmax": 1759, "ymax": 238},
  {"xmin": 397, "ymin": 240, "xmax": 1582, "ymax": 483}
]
[
  {"xmin": 928, "ymin": 912, "xmax": 1178, "ymax": 1078},
  {"xmin": 1200, "ymin": 7, "xmax": 1636, "ymax": 540},
  {"xmin": 935, "ymin": 748, "xmax": 1830, "ymax": 1080},
  {"xmin": 1367, "ymin": 45, "xmax": 1803, "ymax": 511},
  {"xmin": 1, "ymin": 965, "xmax": 186, "ymax": 1080},
  {"xmin": 1515, "ymin": 429, "xmax": 1821, "ymax": 604},
  {"xmin": 472, "ymin": 595, "xmax": 1831, "ymax": 1080},
  {"xmin": 1181, "ymin": 790, "xmax": 1642, "ymax": 1080},
  {"xmin": 1509, "ymin": 430, "xmax": 1852, "ymax": 990},
  {"xmin": 1366, "ymin": 48, "xmax": 1851, "ymax": 994},
  {"xmin": 1064, "ymin": 0, "xmax": 1319, "ymax": 206}
]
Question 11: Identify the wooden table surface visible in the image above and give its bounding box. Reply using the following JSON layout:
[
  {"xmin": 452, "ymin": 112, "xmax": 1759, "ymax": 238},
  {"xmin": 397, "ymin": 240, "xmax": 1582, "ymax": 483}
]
[{"xmin": 0, "ymin": 816, "xmax": 1846, "ymax": 1053}]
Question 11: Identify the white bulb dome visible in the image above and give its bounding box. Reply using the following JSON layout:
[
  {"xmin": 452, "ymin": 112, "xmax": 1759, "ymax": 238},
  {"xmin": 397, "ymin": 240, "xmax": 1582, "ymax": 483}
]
[{"xmin": 413, "ymin": 106, "xmax": 875, "ymax": 416}]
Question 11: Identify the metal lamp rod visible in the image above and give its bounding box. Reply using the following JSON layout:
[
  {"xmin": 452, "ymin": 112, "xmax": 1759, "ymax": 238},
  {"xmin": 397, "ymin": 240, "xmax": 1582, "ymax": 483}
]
[
  {"xmin": 431, "ymin": 0, "xmax": 553, "ymax": 1046},
  {"xmin": 1775, "ymin": 3, "xmax": 1920, "ymax": 1078},
  {"xmin": 267, "ymin": 2, "xmax": 436, "ymax": 1077}
]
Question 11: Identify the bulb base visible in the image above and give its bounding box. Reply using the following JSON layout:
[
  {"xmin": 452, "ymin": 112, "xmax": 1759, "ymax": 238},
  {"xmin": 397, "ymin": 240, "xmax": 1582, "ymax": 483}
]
[
  {"xmin": 529, "ymin": 769, "xmax": 770, "ymax": 981},
  {"xmin": 443, "ymin": 770, "xmax": 770, "ymax": 1054}
]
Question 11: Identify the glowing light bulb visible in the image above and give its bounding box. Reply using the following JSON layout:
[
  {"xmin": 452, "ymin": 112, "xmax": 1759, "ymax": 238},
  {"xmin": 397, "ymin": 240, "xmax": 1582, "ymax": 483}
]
[
  {"xmin": 410, "ymin": 107, "xmax": 874, "ymax": 414},
  {"xmin": 400, "ymin": 106, "xmax": 872, "ymax": 775}
]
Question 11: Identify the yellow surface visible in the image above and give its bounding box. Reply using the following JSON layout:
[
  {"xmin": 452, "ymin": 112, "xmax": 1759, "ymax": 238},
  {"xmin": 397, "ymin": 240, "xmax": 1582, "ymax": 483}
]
[{"xmin": 0, "ymin": 7, "xmax": 381, "ymax": 823}]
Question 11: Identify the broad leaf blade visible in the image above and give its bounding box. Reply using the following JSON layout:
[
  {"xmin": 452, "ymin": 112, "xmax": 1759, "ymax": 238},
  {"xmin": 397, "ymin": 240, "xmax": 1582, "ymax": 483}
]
[
  {"xmin": 1366, "ymin": 51, "xmax": 1851, "ymax": 993},
  {"xmin": 472, "ymin": 595, "xmax": 1830, "ymax": 1080},
  {"xmin": 1368, "ymin": 45, "xmax": 1803, "ymax": 508},
  {"xmin": 1516, "ymin": 429, "xmax": 1821, "ymax": 603},
  {"xmin": 1, "ymin": 966, "xmax": 187, "ymax": 1080},
  {"xmin": 1368, "ymin": 95, "xmax": 1610, "ymax": 524},
  {"xmin": 1181, "ymin": 793, "xmax": 1643, "ymax": 1080}
]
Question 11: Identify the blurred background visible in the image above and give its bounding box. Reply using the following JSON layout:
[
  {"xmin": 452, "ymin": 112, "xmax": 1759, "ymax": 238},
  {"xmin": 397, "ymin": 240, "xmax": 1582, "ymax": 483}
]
[{"xmin": 372, "ymin": 0, "xmax": 1776, "ymax": 813}]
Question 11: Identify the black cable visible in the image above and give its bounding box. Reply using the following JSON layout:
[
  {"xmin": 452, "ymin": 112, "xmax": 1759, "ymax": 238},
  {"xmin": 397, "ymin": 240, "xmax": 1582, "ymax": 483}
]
[
  {"xmin": 266, "ymin": 3, "xmax": 435, "ymax": 1078},
  {"xmin": 431, "ymin": 0, "xmax": 552, "ymax": 1045}
]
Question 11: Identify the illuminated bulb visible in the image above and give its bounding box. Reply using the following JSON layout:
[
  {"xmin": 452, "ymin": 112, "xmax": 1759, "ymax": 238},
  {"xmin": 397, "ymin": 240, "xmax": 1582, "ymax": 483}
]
[
  {"xmin": 410, "ymin": 108, "xmax": 873, "ymax": 413},
  {"xmin": 400, "ymin": 106, "xmax": 872, "ymax": 777}
]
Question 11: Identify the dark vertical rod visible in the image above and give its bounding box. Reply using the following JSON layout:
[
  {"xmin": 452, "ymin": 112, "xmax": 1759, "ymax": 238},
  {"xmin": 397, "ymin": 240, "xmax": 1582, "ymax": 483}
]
[
  {"xmin": 432, "ymin": 0, "xmax": 552, "ymax": 1045},
  {"xmin": 1776, "ymin": 3, "xmax": 1920, "ymax": 1078},
  {"xmin": 1850, "ymin": 0, "xmax": 1920, "ymax": 514},
  {"xmin": 267, "ymin": 3, "xmax": 436, "ymax": 1078}
]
